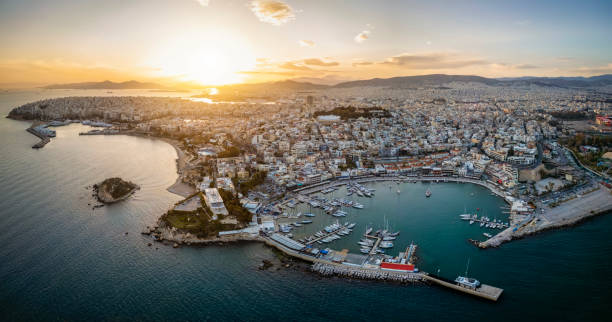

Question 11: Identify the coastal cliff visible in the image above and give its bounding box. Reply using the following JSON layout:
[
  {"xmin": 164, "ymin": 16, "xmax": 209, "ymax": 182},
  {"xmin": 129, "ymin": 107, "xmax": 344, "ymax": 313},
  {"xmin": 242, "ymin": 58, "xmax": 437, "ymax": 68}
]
[{"xmin": 94, "ymin": 177, "xmax": 139, "ymax": 203}]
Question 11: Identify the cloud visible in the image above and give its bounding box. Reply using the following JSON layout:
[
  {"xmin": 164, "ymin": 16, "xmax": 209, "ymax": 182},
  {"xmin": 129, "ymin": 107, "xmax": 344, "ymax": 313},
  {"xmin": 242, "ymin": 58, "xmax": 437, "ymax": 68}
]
[
  {"xmin": 298, "ymin": 40, "xmax": 315, "ymax": 47},
  {"xmin": 380, "ymin": 52, "xmax": 488, "ymax": 69},
  {"xmin": 250, "ymin": 1, "xmax": 295, "ymax": 26},
  {"xmin": 195, "ymin": 0, "xmax": 209, "ymax": 6},
  {"xmin": 555, "ymin": 56, "xmax": 574, "ymax": 63},
  {"xmin": 491, "ymin": 62, "xmax": 540, "ymax": 70},
  {"xmin": 279, "ymin": 62, "xmax": 312, "ymax": 71},
  {"xmin": 352, "ymin": 61, "xmax": 374, "ymax": 67},
  {"xmin": 303, "ymin": 58, "xmax": 339, "ymax": 67},
  {"xmin": 513, "ymin": 64, "xmax": 539, "ymax": 69},
  {"xmin": 354, "ymin": 30, "xmax": 370, "ymax": 43},
  {"xmin": 238, "ymin": 70, "xmax": 296, "ymax": 76},
  {"xmin": 570, "ymin": 63, "xmax": 612, "ymax": 75}
]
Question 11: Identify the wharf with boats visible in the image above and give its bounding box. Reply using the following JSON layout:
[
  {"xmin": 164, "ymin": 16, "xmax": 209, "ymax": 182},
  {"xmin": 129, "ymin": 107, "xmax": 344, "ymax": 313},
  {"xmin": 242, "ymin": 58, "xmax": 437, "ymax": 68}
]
[
  {"xmin": 26, "ymin": 126, "xmax": 53, "ymax": 149},
  {"xmin": 261, "ymin": 230, "xmax": 503, "ymax": 301}
]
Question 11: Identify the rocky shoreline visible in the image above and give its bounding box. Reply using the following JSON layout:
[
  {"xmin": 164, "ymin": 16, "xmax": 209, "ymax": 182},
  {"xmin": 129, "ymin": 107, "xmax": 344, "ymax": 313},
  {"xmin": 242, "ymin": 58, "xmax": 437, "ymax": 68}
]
[{"xmin": 141, "ymin": 222, "xmax": 262, "ymax": 248}]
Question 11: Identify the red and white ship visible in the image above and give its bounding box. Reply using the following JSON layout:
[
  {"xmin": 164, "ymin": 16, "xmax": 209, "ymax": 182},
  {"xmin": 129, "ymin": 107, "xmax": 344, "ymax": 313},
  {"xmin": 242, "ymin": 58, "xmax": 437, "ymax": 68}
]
[{"xmin": 379, "ymin": 243, "xmax": 418, "ymax": 272}]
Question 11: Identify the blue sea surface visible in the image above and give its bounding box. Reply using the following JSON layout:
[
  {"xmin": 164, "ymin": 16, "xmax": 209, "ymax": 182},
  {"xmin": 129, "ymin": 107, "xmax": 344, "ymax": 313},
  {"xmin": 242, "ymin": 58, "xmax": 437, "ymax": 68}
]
[{"xmin": 1, "ymin": 90, "xmax": 611, "ymax": 321}]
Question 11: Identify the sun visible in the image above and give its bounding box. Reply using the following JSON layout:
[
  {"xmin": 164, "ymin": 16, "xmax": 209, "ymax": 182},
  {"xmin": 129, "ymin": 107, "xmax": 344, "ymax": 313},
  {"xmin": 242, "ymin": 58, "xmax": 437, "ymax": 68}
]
[{"xmin": 147, "ymin": 31, "xmax": 255, "ymax": 85}]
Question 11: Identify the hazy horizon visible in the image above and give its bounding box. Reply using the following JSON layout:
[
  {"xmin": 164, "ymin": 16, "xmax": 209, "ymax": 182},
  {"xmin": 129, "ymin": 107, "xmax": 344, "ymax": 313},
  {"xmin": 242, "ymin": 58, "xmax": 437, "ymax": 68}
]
[{"xmin": 1, "ymin": 0, "xmax": 611, "ymax": 88}]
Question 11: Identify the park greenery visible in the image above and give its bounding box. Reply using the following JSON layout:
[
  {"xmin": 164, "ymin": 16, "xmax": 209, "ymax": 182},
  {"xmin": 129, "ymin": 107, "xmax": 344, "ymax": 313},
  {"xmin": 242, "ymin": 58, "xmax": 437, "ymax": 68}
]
[
  {"xmin": 218, "ymin": 188, "xmax": 252, "ymax": 224},
  {"xmin": 217, "ymin": 146, "xmax": 241, "ymax": 158},
  {"xmin": 161, "ymin": 191, "xmax": 236, "ymax": 237},
  {"xmin": 233, "ymin": 170, "xmax": 268, "ymax": 195},
  {"xmin": 562, "ymin": 133, "xmax": 612, "ymax": 173}
]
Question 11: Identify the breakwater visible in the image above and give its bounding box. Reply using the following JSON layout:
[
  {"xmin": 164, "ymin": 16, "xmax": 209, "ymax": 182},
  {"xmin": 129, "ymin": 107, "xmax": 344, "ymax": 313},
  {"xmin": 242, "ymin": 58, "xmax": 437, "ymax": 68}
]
[
  {"xmin": 26, "ymin": 127, "xmax": 50, "ymax": 149},
  {"xmin": 480, "ymin": 185, "xmax": 612, "ymax": 248},
  {"xmin": 312, "ymin": 262, "xmax": 423, "ymax": 283}
]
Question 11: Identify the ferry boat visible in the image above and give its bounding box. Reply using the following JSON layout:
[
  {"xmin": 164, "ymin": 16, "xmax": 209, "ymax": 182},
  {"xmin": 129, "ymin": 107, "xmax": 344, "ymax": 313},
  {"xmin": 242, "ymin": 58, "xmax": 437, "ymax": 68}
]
[
  {"xmin": 455, "ymin": 259, "xmax": 480, "ymax": 289},
  {"xmin": 425, "ymin": 189, "xmax": 432, "ymax": 198},
  {"xmin": 455, "ymin": 276, "xmax": 481, "ymax": 289}
]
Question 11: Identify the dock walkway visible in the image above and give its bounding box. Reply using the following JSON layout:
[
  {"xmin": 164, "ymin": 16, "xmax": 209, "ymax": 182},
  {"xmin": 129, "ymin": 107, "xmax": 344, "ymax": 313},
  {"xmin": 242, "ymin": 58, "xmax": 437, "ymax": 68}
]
[
  {"xmin": 422, "ymin": 274, "xmax": 503, "ymax": 301},
  {"xmin": 305, "ymin": 226, "xmax": 350, "ymax": 245},
  {"xmin": 262, "ymin": 235, "xmax": 503, "ymax": 301}
]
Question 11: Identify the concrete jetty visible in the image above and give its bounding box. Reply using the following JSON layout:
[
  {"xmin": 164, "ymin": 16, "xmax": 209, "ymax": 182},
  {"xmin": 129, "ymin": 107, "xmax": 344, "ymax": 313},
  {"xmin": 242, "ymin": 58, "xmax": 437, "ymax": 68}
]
[
  {"xmin": 480, "ymin": 184, "xmax": 612, "ymax": 248},
  {"xmin": 262, "ymin": 235, "xmax": 503, "ymax": 301},
  {"xmin": 26, "ymin": 127, "xmax": 51, "ymax": 149},
  {"xmin": 312, "ymin": 262, "xmax": 423, "ymax": 283},
  {"xmin": 422, "ymin": 274, "xmax": 504, "ymax": 301}
]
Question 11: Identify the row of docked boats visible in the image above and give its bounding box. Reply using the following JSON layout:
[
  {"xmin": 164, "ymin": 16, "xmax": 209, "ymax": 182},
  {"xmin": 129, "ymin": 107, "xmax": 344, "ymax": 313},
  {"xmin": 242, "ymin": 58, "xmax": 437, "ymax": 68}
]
[
  {"xmin": 279, "ymin": 219, "xmax": 315, "ymax": 233},
  {"xmin": 347, "ymin": 182, "xmax": 375, "ymax": 197},
  {"xmin": 320, "ymin": 186, "xmax": 338, "ymax": 194},
  {"xmin": 332, "ymin": 210, "xmax": 348, "ymax": 217},
  {"xmin": 459, "ymin": 213, "xmax": 508, "ymax": 230},
  {"xmin": 330, "ymin": 198, "xmax": 364, "ymax": 209},
  {"xmin": 359, "ymin": 228, "xmax": 401, "ymax": 254},
  {"xmin": 299, "ymin": 221, "xmax": 357, "ymax": 244}
]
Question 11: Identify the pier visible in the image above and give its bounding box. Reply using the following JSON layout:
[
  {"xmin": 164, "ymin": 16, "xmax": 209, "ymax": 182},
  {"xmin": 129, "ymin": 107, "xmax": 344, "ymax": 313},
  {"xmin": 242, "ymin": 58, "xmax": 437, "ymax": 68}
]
[
  {"xmin": 26, "ymin": 127, "xmax": 51, "ymax": 149},
  {"xmin": 422, "ymin": 274, "xmax": 504, "ymax": 301},
  {"xmin": 262, "ymin": 235, "xmax": 503, "ymax": 301},
  {"xmin": 304, "ymin": 225, "xmax": 351, "ymax": 245},
  {"xmin": 312, "ymin": 262, "xmax": 422, "ymax": 283},
  {"xmin": 363, "ymin": 235, "xmax": 382, "ymax": 255}
]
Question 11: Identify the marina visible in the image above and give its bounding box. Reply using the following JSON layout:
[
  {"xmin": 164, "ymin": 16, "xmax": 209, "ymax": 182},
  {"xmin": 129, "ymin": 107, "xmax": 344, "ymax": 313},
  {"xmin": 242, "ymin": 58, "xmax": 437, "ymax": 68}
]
[
  {"xmin": 262, "ymin": 232, "xmax": 504, "ymax": 301},
  {"xmin": 260, "ymin": 179, "xmax": 512, "ymax": 301}
]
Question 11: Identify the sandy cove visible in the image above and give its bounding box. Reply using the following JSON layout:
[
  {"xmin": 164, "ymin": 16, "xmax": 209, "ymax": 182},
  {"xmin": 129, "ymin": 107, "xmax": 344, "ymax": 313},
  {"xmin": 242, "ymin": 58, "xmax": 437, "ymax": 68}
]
[{"xmin": 119, "ymin": 131, "xmax": 196, "ymax": 198}]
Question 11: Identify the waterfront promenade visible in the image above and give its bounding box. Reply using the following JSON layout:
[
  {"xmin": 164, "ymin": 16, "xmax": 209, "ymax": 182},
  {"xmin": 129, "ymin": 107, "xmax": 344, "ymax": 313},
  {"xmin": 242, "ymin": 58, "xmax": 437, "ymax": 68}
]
[
  {"xmin": 292, "ymin": 174, "xmax": 612, "ymax": 249},
  {"xmin": 295, "ymin": 175, "xmax": 510, "ymax": 203}
]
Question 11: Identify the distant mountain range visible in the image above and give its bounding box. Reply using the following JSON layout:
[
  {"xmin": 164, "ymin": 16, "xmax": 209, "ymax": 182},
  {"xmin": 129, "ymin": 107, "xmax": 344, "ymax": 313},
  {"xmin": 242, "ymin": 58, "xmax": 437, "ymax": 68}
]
[
  {"xmin": 217, "ymin": 74, "xmax": 612, "ymax": 93},
  {"xmin": 42, "ymin": 80, "xmax": 163, "ymax": 89},
  {"xmin": 43, "ymin": 74, "xmax": 612, "ymax": 92}
]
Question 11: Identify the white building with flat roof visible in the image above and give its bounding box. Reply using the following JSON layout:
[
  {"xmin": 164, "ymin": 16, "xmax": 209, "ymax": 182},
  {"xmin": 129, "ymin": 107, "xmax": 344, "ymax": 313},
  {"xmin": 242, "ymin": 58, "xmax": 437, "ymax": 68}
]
[{"xmin": 204, "ymin": 188, "xmax": 229, "ymax": 216}]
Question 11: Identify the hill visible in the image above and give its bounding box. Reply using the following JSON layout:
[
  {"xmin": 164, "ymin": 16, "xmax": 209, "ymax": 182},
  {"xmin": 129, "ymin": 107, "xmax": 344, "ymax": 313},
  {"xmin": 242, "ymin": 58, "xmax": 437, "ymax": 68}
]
[
  {"xmin": 42, "ymin": 80, "xmax": 163, "ymax": 89},
  {"xmin": 333, "ymin": 74, "xmax": 500, "ymax": 88}
]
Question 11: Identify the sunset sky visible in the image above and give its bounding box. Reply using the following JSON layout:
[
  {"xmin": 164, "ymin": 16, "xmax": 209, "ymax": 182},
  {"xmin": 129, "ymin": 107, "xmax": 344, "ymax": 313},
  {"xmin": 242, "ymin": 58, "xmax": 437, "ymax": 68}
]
[{"xmin": 1, "ymin": 0, "xmax": 611, "ymax": 87}]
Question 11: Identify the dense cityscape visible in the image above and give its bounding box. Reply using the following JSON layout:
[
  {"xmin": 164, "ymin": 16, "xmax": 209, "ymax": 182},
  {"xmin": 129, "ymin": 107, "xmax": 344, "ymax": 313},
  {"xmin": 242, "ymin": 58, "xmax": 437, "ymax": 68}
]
[
  {"xmin": 2, "ymin": 0, "xmax": 612, "ymax": 320},
  {"xmin": 10, "ymin": 82, "xmax": 612, "ymax": 256}
]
